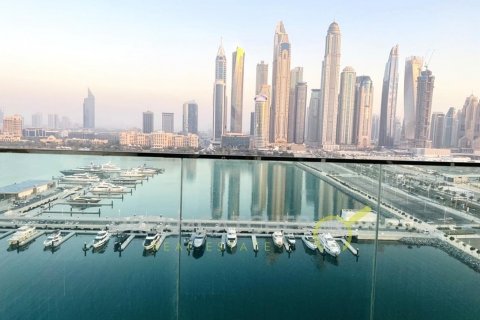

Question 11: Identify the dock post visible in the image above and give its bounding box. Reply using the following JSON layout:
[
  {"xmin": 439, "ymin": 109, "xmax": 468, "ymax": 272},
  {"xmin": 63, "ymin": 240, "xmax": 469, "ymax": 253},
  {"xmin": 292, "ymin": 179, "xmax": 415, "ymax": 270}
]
[
  {"xmin": 98, "ymin": 208, "xmax": 101, "ymax": 217},
  {"xmin": 111, "ymin": 201, "xmax": 113, "ymax": 208}
]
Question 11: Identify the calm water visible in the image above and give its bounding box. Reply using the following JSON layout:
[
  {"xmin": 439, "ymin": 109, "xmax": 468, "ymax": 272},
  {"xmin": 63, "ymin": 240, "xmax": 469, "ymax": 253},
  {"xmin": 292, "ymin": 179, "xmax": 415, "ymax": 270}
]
[
  {"xmin": 0, "ymin": 153, "xmax": 364, "ymax": 221},
  {"xmin": 1, "ymin": 153, "xmax": 480, "ymax": 319}
]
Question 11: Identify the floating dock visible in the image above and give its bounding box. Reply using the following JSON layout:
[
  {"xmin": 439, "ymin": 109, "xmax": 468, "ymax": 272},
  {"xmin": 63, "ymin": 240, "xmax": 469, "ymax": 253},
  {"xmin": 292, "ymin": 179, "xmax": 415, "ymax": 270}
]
[
  {"xmin": 120, "ymin": 234, "xmax": 136, "ymax": 251},
  {"xmin": 56, "ymin": 231, "xmax": 76, "ymax": 246},
  {"xmin": 284, "ymin": 239, "xmax": 291, "ymax": 252},
  {"xmin": 220, "ymin": 233, "xmax": 226, "ymax": 251},
  {"xmin": 0, "ymin": 230, "xmax": 15, "ymax": 240},
  {"xmin": 251, "ymin": 235, "xmax": 259, "ymax": 252},
  {"xmin": 339, "ymin": 238, "xmax": 359, "ymax": 256}
]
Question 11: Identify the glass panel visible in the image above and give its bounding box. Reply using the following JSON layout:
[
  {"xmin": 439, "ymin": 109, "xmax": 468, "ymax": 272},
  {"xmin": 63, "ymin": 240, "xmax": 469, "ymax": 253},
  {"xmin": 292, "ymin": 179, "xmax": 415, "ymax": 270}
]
[
  {"xmin": 178, "ymin": 158, "xmax": 380, "ymax": 319},
  {"xmin": 0, "ymin": 152, "xmax": 181, "ymax": 319},
  {"xmin": 374, "ymin": 164, "xmax": 480, "ymax": 319}
]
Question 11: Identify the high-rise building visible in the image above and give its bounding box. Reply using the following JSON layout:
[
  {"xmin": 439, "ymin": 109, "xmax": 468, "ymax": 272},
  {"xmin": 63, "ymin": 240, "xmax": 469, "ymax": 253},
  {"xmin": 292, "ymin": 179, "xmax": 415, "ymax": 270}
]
[
  {"xmin": 430, "ymin": 112, "xmax": 445, "ymax": 148},
  {"xmin": 32, "ymin": 113, "xmax": 43, "ymax": 128},
  {"xmin": 287, "ymin": 67, "xmax": 303, "ymax": 143},
  {"xmin": 336, "ymin": 66, "xmax": 356, "ymax": 145},
  {"xmin": 318, "ymin": 22, "xmax": 341, "ymax": 147},
  {"xmin": 162, "ymin": 112, "xmax": 174, "ymax": 133},
  {"xmin": 354, "ymin": 76, "xmax": 374, "ymax": 149},
  {"xmin": 230, "ymin": 47, "xmax": 245, "ymax": 133},
  {"xmin": 3, "ymin": 115, "xmax": 23, "ymax": 137},
  {"xmin": 256, "ymin": 61, "xmax": 268, "ymax": 95},
  {"xmin": 458, "ymin": 95, "xmax": 479, "ymax": 149},
  {"xmin": 306, "ymin": 89, "xmax": 321, "ymax": 144},
  {"xmin": 143, "ymin": 111, "xmax": 154, "ymax": 134},
  {"xmin": 414, "ymin": 69, "xmax": 435, "ymax": 147},
  {"xmin": 443, "ymin": 107, "xmax": 456, "ymax": 148},
  {"xmin": 254, "ymin": 85, "xmax": 271, "ymax": 148},
  {"xmin": 292, "ymin": 82, "xmax": 308, "ymax": 144},
  {"xmin": 182, "ymin": 101, "xmax": 198, "ymax": 134},
  {"xmin": 213, "ymin": 43, "xmax": 227, "ymax": 141},
  {"xmin": 371, "ymin": 114, "xmax": 380, "ymax": 143},
  {"xmin": 270, "ymin": 21, "xmax": 291, "ymax": 144},
  {"xmin": 83, "ymin": 88, "xmax": 95, "ymax": 129},
  {"xmin": 250, "ymin": 112, "xmax": 255, "ymax": 136},
  {"xmin": 48, "ymin": 114, "xmax": 59, "ymax": 129},
  {"xmin": 403, "ymin": 56, "xmax": 424, "ymax": 142},
  {"xmin": 378, "ymin": 45, "xmax": 399, "ymax": 147}
]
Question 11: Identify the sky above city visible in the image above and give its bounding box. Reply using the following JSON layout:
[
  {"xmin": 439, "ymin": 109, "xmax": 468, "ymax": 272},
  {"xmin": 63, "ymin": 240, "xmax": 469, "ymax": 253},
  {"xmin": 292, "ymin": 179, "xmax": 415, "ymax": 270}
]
[{"xmin": 0, "ymin": 0, "xmax": 479, "ymax": 131}]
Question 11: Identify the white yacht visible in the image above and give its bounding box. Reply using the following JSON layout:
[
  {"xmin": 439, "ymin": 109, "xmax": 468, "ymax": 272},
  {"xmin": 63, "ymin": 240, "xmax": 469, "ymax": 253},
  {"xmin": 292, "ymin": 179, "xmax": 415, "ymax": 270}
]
[
  {"xmin": 8, "ymin": 226, "xmax": 37, "ymax": 246},
  {"xmin": 69, "ymin": 196, "xmax": 101, "ymax": 203},
  {"xmin": 90, "ymin": 182, "xmax": 127, "ymax": 194},
  {"xmin": 135, "ymin": 165, "xmax": 157, "ymax": 176},
  {"xmin": 100, "ymin": 162, "xmax": 122, "ymax": 174},
  {"xmin": 61, "ymin": 173, "xmax": 100, "ymax": 184},
  {"xmin": 272, "ymin": 231, "xmax": 284, "ymax": 249},
  {"xmin": 43, "ymin": 230, "xmax": 63, "ymax": 248},
  {"xmin": 92, "ymin": 230, "xmax": 110, "ymax": 249},
  {"xmin": 192, "ymin": 230, "xmax": 207, "ymax": 249},
  {"xmin": 318, "ymin": 233, "xmax": 341, "ymax": 257},
  {"xmin": 226, "ymin": 228, "xmax": 237, "ymax": 249},
  {"xmin": 301, "ymin": 235, "xmax": 318, "ymax": 251},
  {"xmin": 119, "ymin": 169, "xmax": 145, "ymax": 179},
  {"xmin": 286, "ymin": 233, "xmax": 296, "ymax": 247},
  {"xmin": 143, "ymin": 233, "xmax": 161, "ymax": 251}
]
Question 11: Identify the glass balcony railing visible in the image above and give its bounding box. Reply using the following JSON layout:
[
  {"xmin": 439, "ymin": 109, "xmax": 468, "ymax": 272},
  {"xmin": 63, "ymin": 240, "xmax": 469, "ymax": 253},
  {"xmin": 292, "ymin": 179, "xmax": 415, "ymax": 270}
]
[{"xmin": 0, "ymin": 150, "xmax": 479, "ymax": 319}]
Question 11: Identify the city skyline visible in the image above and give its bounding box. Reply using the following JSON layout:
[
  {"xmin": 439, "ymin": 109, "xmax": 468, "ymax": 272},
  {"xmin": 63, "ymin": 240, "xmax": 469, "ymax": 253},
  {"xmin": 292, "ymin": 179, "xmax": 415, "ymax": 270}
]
[{"xmin": 0, "ymin": 1, "xmax": 479, "ymax": 132}]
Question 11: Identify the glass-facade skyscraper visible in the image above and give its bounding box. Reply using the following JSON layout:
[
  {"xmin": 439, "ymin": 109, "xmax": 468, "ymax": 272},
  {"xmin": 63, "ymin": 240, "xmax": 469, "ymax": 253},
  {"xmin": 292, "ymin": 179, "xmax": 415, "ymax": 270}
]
[{"xmin": 83, "ymin": 88, "xmax": 95, "ymax": 129}]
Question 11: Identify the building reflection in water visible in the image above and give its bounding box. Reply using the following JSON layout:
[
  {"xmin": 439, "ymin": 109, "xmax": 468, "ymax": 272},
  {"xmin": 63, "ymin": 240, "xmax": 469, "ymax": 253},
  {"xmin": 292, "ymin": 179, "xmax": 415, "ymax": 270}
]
[
  {"xmin": 210, "ymin": 160, "xmax": 225, "ymax": 220},
  {"xmin": 184, "ymin": 158, "xmax": 197, "ymax": 182},
  {"xmin": 227, "ymin": 168, "xmax": 240, "ymax": 220},
  {"xmin": 251, "ymin": 162, "xmax": 267, "ymax": 219}
]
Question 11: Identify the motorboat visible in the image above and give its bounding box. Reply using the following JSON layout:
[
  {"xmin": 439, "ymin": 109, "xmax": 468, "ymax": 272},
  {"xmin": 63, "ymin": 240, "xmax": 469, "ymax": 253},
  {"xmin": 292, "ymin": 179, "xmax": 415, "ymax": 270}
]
[
  {"xmin": 61, "ymin": 173, "xmax": 100, "ymax": 184},
  {"xmin": 68, "ymin": 196, "xmax": 101, "ymax": 203},
  {"xmin": 286, "ymin": 233, "xmax": 296, "ymax": 247},
  {"xmin": 192, "ymin": 230, "xmax": 207, "ymax": 249},
  {"xmin": 99, "ymin": 162, "xmax": 122, "ymax": 174},
  {"xmin": 318, "ymin": 233, "xmax": 341, "ymax": 257},
  {"xmin": 272, "ymin": 230, "xmax": 284, "ymax": 248},
  {"xmin": 90, "ymin": 182, "xmax": 127, "ymax": 194},
  {"xmin": 8, "ymin": 226, "xmax": 37, "ymax": 246},
  {"xmin": 301, "ymin": 235, "xmax": 318, "ymax": 251},
  {"xmin": 143, "ymin": 233, "xmax": 161, "ymax": 251},
  {"xmin": 43, "ymin": 230, "xmax": 63, "ymax": 248},
  {"xmin": 119, "ymin": 169, "xmax": 145, "ymax": 179},
  {"xmin": 60, "ymin": 162, "xmax": 121, "ymax": 176},
  {"xmin": 226, "ymin": 228, "xmax": 237, "ymax": 249},
  {"xmin": 135, "ymin": 165, "xmax": 157, "ymax": 176},
  {"xmin": 92, "ymin": 230, "xmax": 110, "ymax": 249}
]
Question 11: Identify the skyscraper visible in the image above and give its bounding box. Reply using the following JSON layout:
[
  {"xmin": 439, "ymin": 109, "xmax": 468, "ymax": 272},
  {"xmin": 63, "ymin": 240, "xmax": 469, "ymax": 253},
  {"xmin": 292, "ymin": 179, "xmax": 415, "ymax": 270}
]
[
  {"xmin": 162, "ymin": 112, "xmax": 174, "ymax": 133},
  {"xmin": 404, "ymin": 56, "xmax": 424, "ymax": 142},
  {"xmin": 250, "ymin": 112, "xmax": 255, "ymax": 136},
  {"xmin": 182, "ymin": 101, "xmax": 198, "ymax": 134},
  {"xmin": 213, "ymin": 43, "xmax": 227, "ymax": 141},
  {"xmin": 354, "ymin": 76, "xmax": 374, "ymax": 149},
  {"xmin": 143, "ymin": 111, "xmax": 154, "ymax": 134},
  {"xmin": 378, "ymin": 45, "xmax": 399, "ymax": 147},
  {"xmin": 371, "ymin": 114, "xmax": 380, "ymax": 143},
  {"xmin": 254, "ymin": 85, "xmax": 271, "ymax": 148},
  {"xmin": 414, "ymin": 68, "xmax": 435, "ymax": 147},
  {"xmin": 270, "ymin": 21, "xmax": 291, "ymax": 144},
  {"xmin": 32, "ymin": 113, "xmax": 43, "ymax": 127},
  {"xmin": 443, "ymin": 107, "xmax": 456, "ymax": 148},
  {"xmin": 292, "ymin": 82, "xmax": 308, "ymax": 144},
  {"xmin": 287, "ymin": 67, "xmax": 303, "ymax": 143},
  {"xmin": 457, "ymin": 95, "xmax": 479, "ymax": 149},
  {"xmin": 306, "ymin": 89, "xmax": 321, "ymax": 144},
  {"xmin": 318, "ymin": 22, "xmax": 341, "ymax": 147},
  {"xmin": 336, "ymin": 66, "xmax": 356, "ymax": 145},
  {"xmin": 430, "ymin": 112, "xmax": 445, "ymax": 148},
  {"xmin": 48, "ymin": 114, "xmax": 59, "ymax": 129},
  {"xmin": 230, "ymin": 47, "xmax": 245, "ymax": 133},
  {"xmin": 83, "ymin": 88, "xmax": 95, "ymax": 129},
  {"xmin": 256, "ymin": 61, "xmax": 268, "ymax": 95}
]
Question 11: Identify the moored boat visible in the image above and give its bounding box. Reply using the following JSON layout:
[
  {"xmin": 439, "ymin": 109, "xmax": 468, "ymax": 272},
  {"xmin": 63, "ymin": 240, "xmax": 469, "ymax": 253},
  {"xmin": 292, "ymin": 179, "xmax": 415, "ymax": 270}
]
[
  {"xmin": 272, "ymin": 230, "xmax": 284, "ymax": 248},
  {"xmin": 301, "ymin": 234, "xmax": 318, "ymax": 251},
  {"xmin": 143, "ymin": 233, "xmax": 161, "ymax": 251},
  {"xmin": 318, "ymin": 233, "xmax": 341, "ymax": 257},
  {"xmin": 92, "ymin": 230, "xmax": 110, "ymax": 249},
  {"xmin": 8, "ymin": 226, "xmax": 37, "ymax": 247},
  {"xmin": 43, "ymin": 230, "xmax": 63, "ymax": 248},
  {"xmin": 226, "ymin": 228, "xmax": 237, "ymax": 249},
  {"xmin": 192, "ymin": 230, "xmax": 207, "ymax": 250}
]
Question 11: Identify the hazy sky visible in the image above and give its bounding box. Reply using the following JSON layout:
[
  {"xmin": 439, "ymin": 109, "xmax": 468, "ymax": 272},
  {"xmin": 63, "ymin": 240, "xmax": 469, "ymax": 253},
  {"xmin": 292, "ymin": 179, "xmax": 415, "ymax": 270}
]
[{"xmin": 0, "ymin": 0, "xmax": 479, "ymax": 131}]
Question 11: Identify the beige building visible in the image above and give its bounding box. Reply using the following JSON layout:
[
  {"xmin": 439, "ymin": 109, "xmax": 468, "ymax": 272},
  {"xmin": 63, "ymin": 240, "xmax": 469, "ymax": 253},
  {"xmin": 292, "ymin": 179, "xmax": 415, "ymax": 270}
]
[
  {"xmin": 120, "ymin": 131, "xmax": 198, "ymax": 149},
  {"xmin": 3, "ymin": 114, "xmax": 23, "ymax": 137}
]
